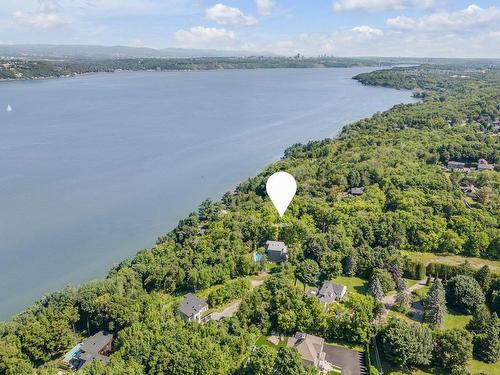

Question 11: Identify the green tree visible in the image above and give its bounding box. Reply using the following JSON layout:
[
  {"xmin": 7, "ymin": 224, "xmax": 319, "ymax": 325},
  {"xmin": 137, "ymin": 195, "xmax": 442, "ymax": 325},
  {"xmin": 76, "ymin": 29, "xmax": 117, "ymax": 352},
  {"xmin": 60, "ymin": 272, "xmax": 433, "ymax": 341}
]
[
  {"xmin": 372, "ymin": 269, "xmax": 395, "ymax": 294},
  {"xmin": 369, "ymin": 277, "xmax": 384, "ymax": 302},
  {"xmin": 275, "ymin": 347, "xmax": 306, "ymax": 375},
  {"xmin": 394, "ymin": 283, "xmax": 411, "ymax": 313},
  {"xmin": 295, "ymin": 259, "xmax": 319, "ymax": 291},
  {"xmin": 319, "ymin": 251, "xmax": 343, "ymax": 280},
  {"xmin": 246, "ymin": 346, "xmax": 278, "ymax": 375},
  {"xmin": 424, "ymin": 278, "xmax": 447, "ymax": 327},
  {"xmin": 474, "ymin": 265, "xmax": 492, "ymax": 292},
  {"xmin": 380, "ymin": 318, "xmax": 433, "ymax": 368},
  {"xmin": 473, "ymin": 312, "xmax": 500, "ymax": 363},
  {"xmin": 433, "ymin": 329, "xmax": 473, "ymax": 373},
  {"xmin": 467, "ymin": 304, "xmax": 491, "ymax": 334},
  {"xmin": 446, "ymin": 275, "xmax": 485, "ymax": 314}
]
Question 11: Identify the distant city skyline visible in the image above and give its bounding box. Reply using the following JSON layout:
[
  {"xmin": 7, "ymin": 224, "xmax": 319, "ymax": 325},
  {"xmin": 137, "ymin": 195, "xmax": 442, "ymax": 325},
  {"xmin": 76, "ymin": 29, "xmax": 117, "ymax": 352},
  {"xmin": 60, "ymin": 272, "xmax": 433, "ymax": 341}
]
[{"xmin": 0, "ymin": 0, "xmax": 499, "ymax": 57}]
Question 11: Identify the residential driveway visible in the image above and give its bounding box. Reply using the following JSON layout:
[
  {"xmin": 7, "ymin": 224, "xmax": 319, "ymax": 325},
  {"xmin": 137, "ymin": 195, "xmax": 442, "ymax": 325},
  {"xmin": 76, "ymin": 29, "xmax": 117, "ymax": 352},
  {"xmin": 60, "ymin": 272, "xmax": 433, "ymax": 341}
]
[
  {"xmin": 382, "ymin": 279, "xmax": 427, "ymax": 308},
  {"xmin": 210, "ymin": 300, "xmax": 241, "ymax": 321},
  {"xmin": 410, "ymin": 301, "xmax": 424, "ymax": 322},
  {"xmin": 323, "ymin": 344, "xmax": 366, "ymax": 375}
]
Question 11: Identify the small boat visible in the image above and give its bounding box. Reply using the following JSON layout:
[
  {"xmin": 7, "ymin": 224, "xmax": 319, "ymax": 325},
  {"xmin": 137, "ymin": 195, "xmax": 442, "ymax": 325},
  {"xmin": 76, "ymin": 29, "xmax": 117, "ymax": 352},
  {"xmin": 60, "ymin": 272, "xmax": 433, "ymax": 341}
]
[{"xmin": 6, "ymin": 104, "xmax": 12, "ymax": 112}]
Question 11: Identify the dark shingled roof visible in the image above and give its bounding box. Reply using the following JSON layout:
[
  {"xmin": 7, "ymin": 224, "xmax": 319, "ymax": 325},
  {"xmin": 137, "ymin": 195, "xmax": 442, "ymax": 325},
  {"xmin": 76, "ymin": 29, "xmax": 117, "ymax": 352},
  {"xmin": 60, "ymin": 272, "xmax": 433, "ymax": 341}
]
[
  {"xmin": 80, "ymin": 331, "xmax": 113, "ymax": 356},
  {"xmin": 179, "ymin": 293, "xmax": 208, "ymax": 318}
]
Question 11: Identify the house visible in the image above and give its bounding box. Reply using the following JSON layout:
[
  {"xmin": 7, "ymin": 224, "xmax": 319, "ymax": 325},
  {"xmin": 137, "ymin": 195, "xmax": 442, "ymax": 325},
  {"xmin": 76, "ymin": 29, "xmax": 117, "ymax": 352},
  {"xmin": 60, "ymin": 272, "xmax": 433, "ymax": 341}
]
[
  {"xmin": 265, "ymin": 240, "xmax": 288, "ymax": 262},
  {"xmin": 477, "ymin": 159, "xmax": 494, "ymax": 171},
  {"xmin": 306, "ymin": 281, "xmax": 347, "ymax": 307},
  {"xmin": 460, "ymin": 184, "xmax": 478, "ymax": 198},
  {"xmin": 64, "ymin": 331, "xmax": 114, "ymax": 370},
  {"xmin": 287, "ymin": 332, "xmax": 326, "ymax": 370},
  {"xmin": 447, "ymin": 161, "xmax": 467, "ymax": 171},
  {"xmin": 179, "ymin": 293, "xmax": 209, "ymax": 323},
  {"xmin": 348, "ymin": 187, "xmax": 364, "ymax": 196}
]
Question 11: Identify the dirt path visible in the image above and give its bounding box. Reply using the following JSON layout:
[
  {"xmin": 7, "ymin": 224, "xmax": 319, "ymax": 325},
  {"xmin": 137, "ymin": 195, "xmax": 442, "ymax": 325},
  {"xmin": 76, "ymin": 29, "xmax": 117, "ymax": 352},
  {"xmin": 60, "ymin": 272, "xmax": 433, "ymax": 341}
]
[
  {"xmin": 211, "ymin": 274, "xmax": 267, "ymax": 321},
  {"xmin": 211, "ymin": 300, "xmax": 242, "ymax": 321}
]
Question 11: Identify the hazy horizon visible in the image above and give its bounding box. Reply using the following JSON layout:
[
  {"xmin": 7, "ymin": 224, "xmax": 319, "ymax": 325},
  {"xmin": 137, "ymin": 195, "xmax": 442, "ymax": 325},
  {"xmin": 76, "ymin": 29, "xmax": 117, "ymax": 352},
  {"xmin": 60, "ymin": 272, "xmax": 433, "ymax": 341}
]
[{"xmin": 0, "ymin": 1, "xmax": 499, "ymax": 58}]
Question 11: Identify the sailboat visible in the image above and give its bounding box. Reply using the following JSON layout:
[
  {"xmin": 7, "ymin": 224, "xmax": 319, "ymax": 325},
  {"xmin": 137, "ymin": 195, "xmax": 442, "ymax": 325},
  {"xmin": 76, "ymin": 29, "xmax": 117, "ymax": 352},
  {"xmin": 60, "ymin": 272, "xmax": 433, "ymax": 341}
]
[{"xmin": 6, "ymin": 104, "xmax": 12, "ymax": 112}]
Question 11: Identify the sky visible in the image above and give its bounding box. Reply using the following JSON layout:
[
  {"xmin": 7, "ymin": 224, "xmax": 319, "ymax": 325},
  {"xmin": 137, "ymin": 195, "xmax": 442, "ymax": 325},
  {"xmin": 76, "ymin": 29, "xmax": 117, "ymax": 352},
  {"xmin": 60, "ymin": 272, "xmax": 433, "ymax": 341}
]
[{"xmin": 0, "ymin": 0, "xmax": 499, "ymax": 57}]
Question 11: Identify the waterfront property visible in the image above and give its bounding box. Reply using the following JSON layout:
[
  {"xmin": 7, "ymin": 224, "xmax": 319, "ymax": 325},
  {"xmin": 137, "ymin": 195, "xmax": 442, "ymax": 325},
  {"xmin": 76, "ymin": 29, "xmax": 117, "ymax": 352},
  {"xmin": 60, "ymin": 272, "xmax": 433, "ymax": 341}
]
[
  {"xmin": 265, "ymin": 241, "xmax": 288, "ymax": 263},
  {"xmin": 178, "ymin": 293, "xmax": 209, "ymax": 323},
  {"xmin": 63, "ymin": 331, "xmax": 114, "ymax": 370}
]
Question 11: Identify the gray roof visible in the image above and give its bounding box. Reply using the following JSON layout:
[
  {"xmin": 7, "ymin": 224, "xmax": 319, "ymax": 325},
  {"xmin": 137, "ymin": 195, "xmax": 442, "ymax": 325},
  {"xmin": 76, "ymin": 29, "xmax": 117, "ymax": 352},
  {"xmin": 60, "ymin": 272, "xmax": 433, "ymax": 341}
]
[
  {"xmin": 315, "ymin": 281, "xmax": 346, "ymax": 304},
  {"xmin": 179, "ymin": 293, "xmax": 208, "ymax": 318},
  {"xmin": 266, "ymin": 241, "xmax": 287, "ymax": 252},
  {"xmin": 348, "ymin": 187, "xmax": 364, "ymax": 195},
  {"xmin": 287, "ymin": 332, "xmax": 325, "ymax": 367},
  {"xmin": 80, "ymin": 331, "xmax": 113, "ymax": 356}
]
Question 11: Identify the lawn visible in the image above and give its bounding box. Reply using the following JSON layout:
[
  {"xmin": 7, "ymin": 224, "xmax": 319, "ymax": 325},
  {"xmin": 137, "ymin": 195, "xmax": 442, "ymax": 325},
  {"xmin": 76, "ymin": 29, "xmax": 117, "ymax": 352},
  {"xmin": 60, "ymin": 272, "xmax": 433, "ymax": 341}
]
[
  {"xmin": 331, "ymin": 276, "xmax": 368, "ymax": 295},
  {"xmin": 468, "ymin": 359, "xmax": 500, "ymax": 374},
  {"xmin": 412, "ymin": 285, "xmax": 429, "ymax": 300},
  {"xmin": 255, "ymin": 335, "xmax": 286, "ymax": 349},
  {"xmin": 441, "ymin": 309, "xmax": 472, "ymax": 330},
  {"xmin": 381, "ymin": 359, "xmax": 499, "ymax": 375},
  {"xmin": 401, "ymin": 251, "xmax": 500, "ymax": 274}
]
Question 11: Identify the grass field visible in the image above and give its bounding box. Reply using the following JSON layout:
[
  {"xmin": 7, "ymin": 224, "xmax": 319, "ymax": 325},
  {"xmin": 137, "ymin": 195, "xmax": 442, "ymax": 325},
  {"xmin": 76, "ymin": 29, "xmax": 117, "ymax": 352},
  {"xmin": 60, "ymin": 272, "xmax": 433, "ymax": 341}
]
[
  {"xmin": 331, "ymin": 276, "xmax": 368, "ymax": 294},
  {"xmin": 381, "ymin": 358, "xmax": 499, "ymax": 375},
  {"xmin": 441, "ymin": 309, "xmax": 472, "ymax": 330},
  {"xmin": 401, "ymin": 251, "xmax": 500, "ymax": 274}
]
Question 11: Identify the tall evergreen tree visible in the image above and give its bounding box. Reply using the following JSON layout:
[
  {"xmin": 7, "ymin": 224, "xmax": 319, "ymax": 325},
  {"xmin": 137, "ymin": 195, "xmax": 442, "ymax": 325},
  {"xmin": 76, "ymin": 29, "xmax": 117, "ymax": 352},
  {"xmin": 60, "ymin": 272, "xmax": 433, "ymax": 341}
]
[
  {"xmin": 467, "ymin": 304, "xmax": 491, "ymax": 334},
  {"xmin": 473, "ymin": 312, "xmax": 500, "ymax": 363},
  {"xmin": 369, "ymin": 277, "xmax": 384, "ymax": 302},
  {"xmin": 394, "ymin": 286, "xmax": 411, "ymax": 313},
  {"xmin": 424, "ymin": 278, "xmax": 447, "ymax": 327},
  {"xmin": 474, "ymin": 265, "xmax": 492, "ymax": 292}
]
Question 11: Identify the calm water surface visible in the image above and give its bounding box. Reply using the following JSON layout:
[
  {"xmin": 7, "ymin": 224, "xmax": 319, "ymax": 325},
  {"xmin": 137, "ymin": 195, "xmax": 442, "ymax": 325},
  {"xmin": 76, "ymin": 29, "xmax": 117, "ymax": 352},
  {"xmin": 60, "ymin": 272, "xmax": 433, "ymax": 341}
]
[{"xmin": 0, "ymin": 68, "xmax": 417, "ymax": 319}]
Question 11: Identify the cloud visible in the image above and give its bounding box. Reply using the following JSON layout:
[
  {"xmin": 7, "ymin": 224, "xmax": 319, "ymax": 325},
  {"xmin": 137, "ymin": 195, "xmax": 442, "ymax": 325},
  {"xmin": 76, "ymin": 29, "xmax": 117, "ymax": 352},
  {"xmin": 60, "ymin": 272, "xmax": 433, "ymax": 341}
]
[
  {"xmin": 205, "ymin": 3, "xmax": 258, "ymax": 26},
  {"xmin": 174, "ymin": 26, "xmax": 238, "ymax": 48},
  {"xmin": 13, "ymin": 11, "xmax": 67, "ymax": 29},
  {"xmin": 256, "ymin": 0, "xmax": 276, "ymax": 16},
  {"xmin": 351, "ymin": 25, "xmax": 383, "ymax": 37},
  {"xmin": 12, "ymin": 0, "xmax": 68, "ymax": 29},
  {"xmin": 334, "ymin": 0, "xmax": 435, "ymax": 12},
  {"xmin": 386, "ymin": 4, "xmax": 500, "ymax": 31}
]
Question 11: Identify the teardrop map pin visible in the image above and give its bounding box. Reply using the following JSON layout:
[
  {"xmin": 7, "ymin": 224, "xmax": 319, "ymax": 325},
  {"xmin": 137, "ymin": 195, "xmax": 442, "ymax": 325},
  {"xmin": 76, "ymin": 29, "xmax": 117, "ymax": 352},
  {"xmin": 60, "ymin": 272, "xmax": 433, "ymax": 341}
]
[{"xmin": 266, "ymin": 171, "xmax": 297, "ymax": 217}]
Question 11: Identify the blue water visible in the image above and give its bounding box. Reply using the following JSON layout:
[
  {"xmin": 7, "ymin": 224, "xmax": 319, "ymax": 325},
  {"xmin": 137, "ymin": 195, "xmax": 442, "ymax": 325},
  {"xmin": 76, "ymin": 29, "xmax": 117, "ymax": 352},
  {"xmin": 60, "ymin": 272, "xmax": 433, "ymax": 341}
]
[{"xmin": 0, "ymin": 68, "xmax": 417, "ymax": 320}]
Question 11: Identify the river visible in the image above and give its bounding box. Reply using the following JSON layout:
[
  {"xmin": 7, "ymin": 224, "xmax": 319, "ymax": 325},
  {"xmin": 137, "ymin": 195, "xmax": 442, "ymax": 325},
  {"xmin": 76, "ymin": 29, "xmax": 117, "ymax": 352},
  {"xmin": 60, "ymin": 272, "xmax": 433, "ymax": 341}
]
[{"xmin": 0, "ymin": 67, "xmax": 417, "ymax": 320}]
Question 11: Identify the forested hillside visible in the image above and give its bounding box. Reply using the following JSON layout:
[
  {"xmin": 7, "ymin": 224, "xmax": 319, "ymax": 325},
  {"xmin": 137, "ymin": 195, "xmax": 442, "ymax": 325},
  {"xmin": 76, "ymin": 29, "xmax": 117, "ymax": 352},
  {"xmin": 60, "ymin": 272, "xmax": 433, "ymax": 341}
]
[
  {"xmin": 0, "ymin": 64, "xmax": 499, "ymax": 375},
  {"xmin": 0, "ymin": 56, "xmax": 380, "ymax": 80}
]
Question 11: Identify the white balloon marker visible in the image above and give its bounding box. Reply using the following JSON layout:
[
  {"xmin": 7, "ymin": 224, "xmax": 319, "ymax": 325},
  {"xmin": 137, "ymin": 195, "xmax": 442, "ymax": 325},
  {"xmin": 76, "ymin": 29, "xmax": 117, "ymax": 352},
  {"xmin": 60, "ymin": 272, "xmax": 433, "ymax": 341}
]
[{"xmin": 266, "ymin": 171, "xmax": 297, "ymax": 217}]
